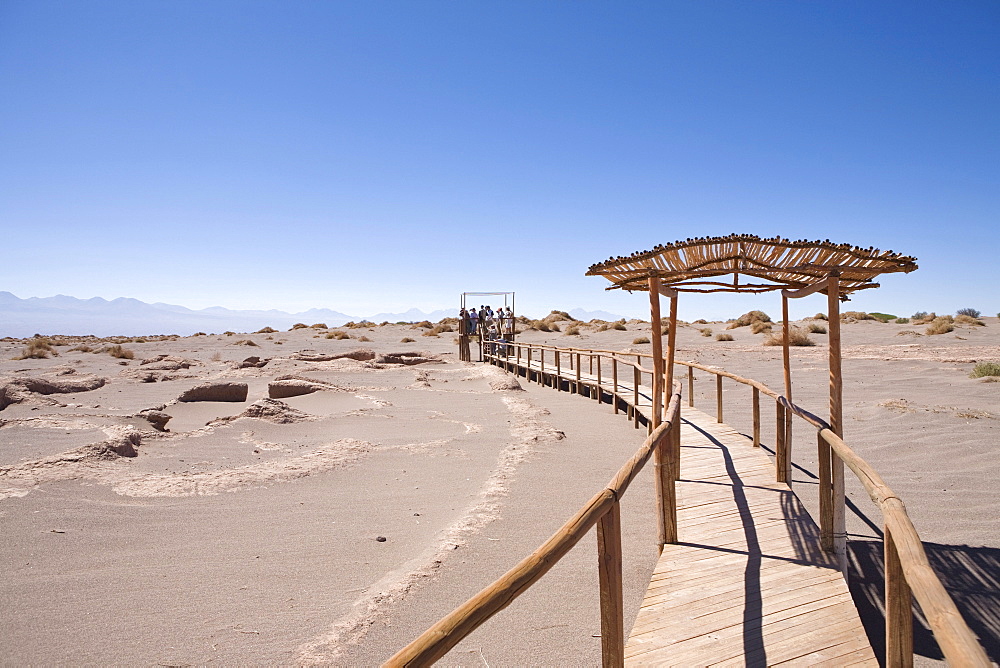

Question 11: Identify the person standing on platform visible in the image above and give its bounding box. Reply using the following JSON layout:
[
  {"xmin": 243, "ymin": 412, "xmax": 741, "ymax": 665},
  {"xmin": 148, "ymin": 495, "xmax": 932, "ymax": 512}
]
[{"xmin": 468, "ymin": 308, "xmax": 479, "ymax": 337}]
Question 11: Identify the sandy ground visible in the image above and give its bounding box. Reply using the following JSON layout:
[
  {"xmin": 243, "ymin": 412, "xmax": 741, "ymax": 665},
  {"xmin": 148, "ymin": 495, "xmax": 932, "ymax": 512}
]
[{"xmin": 0, "ymin": 316, "xmax": 997, "ymax": 665}]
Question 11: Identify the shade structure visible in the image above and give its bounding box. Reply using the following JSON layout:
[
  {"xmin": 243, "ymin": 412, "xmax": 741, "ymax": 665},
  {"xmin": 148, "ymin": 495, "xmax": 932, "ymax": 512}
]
[{"xmin": 586, "ymin": 234, "xmax": 917, "ymax": 296}]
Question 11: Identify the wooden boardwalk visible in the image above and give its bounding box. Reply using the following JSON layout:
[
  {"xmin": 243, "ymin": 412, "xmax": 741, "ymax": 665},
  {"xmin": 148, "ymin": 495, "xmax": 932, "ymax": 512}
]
[{"xmin": 488, "ymin": 350, "xmax": 877, "ymax": 667}]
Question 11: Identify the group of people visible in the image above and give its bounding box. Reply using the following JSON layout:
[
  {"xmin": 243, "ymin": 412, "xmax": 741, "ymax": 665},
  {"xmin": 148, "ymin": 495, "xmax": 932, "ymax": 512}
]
[{"xmin": 459, "ymin": 305, "xmax": 515, "ymax": 341}]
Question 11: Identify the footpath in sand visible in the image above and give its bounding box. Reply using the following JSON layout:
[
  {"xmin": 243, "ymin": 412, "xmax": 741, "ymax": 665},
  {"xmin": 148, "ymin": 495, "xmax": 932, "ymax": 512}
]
[{"xmin": 1, "ymin": 316, "xmax": 997, "ymax": 664}]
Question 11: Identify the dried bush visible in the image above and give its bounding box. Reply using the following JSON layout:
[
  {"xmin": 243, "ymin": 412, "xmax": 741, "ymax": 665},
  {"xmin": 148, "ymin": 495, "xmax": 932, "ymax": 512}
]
[
  {"xmin": 326, "ymin": 331, "xmax": 350, "ymax": 339},
  {"xmin": 549, "ymin": 323, "xmax": 561, "ymax": 332},
  {"xmin": 108, "ymin": 344, "xmax": 135, "ymax": 359},
  {"xmin": 224, "ymin": 331, "xmax": 235, "ymax": 337},
  {"xmin": 693, "ymin": 319, "xmax": 708, "ymax": 324},
  {"xmin": 763, "ymin": 328, "xmax": 815, "ymax": 347},
  {"xmin": 612, "ymin": 322, "xmax": 627, "ymax": 331},
  {"xmin": 564, "ymin": 325, "xmax": 581, "ymax": 336},
  {"xmin": 700, "ymin": 328, "xmax": 713, "ymax": 337},
  {"xmin": 357, "ymin": 336, "xmax": 371, "ymax": 342},
  {"xmin": 596, "ymin": 324, "xmax": 609, "ymax": 332},
  {"xmin": 70, "ymin": 344, "xmax": 93, "ymax": 353},
  {"xmin": 14, "ymin": 338, "xmax": 55, "ymax": 359},
  {"xmin": 895, "ymin": 318, "xmax": 909, "ymax": 324},
  {"xmin": 957, "ymin": 308, "xmax": 982, "ymax": 318},
  {"xmin": 751, "ymin": 321, "xmax": 772, "ymax": 334},
  {"xmin": 911, "ymin": 311, "xmax": 932, "ymax": 324},
  {"xmin": 715, "ymin": 333, "xmax": 734, "ymax": 341},
  {"xmin": 632, "ymin": 336, "xmax": 650, "ymax": 345},
  {"xmin": 547, "ymin": 310, "xmax": 577, "ymax": 321},
  {"xmin": 400, "ymin": 337, "xmax": 415, "ymax": 343},
  {"xmin": 970, "ymin": 362, "xmax": 1000, "ymax": 378},
  {"xmin": 808, "ymin": 323, "xmax": 827, "ymax": 334},
  {"xmin": 955, "ymin": 314, "xmax": 985, "ymax": 327},
  {"xmin": 727, "ymin": 310, "xmax": 771, "ymax": 329},
  {"xmin": 840, "ymin": 311, "xmax": 875, "ymax": 322},
  {"xmin": 813, "ymin": 313, "xmax": 828, "ymax": 321},
  {"xmin": 233, "ymin": 339, "xmax": 259, "ymax": 347},
  {"xmin": 412, "ymin": 320, "xmax": 434, "ymax": 329},
  {"xmin": 310, "ymin": 323, "xmax": 328, "ymax": 329},
  {"xmin": 256, "ymin": 326, "xmax": 277, "ymax": 333},
  {"xmin": 290, "ymin": 323, "xmax": 308, "ymax": 330},
  {"xmin": 925, "ymin": 317, "xmax": 954, "ymax": 335},
  {"xmin": 868, "ymin": 312, "xmax": 896, "ymax": 323},
  {"xmin": 193, "ymin": 332, "xmax": 206, "ymax": 337}
]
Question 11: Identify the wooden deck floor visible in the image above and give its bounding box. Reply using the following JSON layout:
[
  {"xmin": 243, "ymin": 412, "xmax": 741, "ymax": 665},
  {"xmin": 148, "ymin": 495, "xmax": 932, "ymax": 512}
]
[{"xmin": 487, "ymin": 351, "xmax": 877, "ymax": 667}]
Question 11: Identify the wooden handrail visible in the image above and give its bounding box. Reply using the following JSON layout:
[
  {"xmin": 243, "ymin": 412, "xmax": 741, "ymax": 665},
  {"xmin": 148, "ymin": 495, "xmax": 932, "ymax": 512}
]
[{"xmin": 476, "ymin": 341, "xmax": 989, "ymax": 666}]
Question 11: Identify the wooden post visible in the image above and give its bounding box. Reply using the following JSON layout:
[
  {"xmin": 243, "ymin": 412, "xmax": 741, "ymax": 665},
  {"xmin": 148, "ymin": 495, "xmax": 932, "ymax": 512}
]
[
  {"xmin": 633, "ymin": 367, "xmax": 640, "ymax": 429},
  {"xmin": 612, "ymin": 358, "xmax": 619, "ymax": 415},
  {"xmin": 526, "ymin": 347, "xmax": 532, "ymax": 383},
  {"xmin": 687, "ymin": 365, "xmax": 694, "ymax": 407},
  {"xmin": 828, "ymin": 273, "xmax": 847, "ymax": 574},
  {"xmin": 885, "ymin": 527, "xmax": 914, "ymax": 668},
  {"xmin": 776, "ymin": 401, "xmax": 785, "ymax": 481},
  {"xmin": 818, "ymin": 431, "xmax": 833, "ymax": 551},
  {"xmin": 540, "ymin": 349, "xmax": 545, "ymax": 386},
  {"xmin": 782, "ymin": 295, "xmax": 793, "ymax": 483},
  {"xmin": 752, "ymin": 387, "xmax": 760, "ymax": 447},
  {"xmin": 576, "ymin": 353, "xmax": 582, "ymax": 396},
  {"xmin": 595, "ymin": 355, "xmax": 602, "ymax": 403},
  {"xmin": 648, "ymin": 277, "xmax": 664, "ymax": 428},
  {"xmin": 716, "ymin": 374, "xmax": 723, "ymax": 423},
  {"xmin": 555, "ymin": 351, "xmax": 561, "ymax": 391},
  {"xmin": 665, "ymin": 292, "xmax": 678, "ymax": 420},
  {"xmin": 597, "ymin": 502, "xmax": 625, "ymax": 667}
]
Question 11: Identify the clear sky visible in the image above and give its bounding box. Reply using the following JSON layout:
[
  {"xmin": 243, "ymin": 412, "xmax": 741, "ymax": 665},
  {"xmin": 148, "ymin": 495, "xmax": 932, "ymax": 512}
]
[{"xmin": 1, "ymin": 1, "xmax": 997, "ymax": 320}]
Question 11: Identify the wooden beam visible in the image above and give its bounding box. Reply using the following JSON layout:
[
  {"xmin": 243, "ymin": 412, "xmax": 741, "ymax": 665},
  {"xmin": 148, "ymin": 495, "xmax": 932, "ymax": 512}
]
[
  {"xmin": 886, "ymin": 527, "xmax": 914, "ymax": 668},
  {"xmin": 597, "ymin": 502, "xmax": 625, "ymax": 668},
  {"xmin": 648, "ymin": 277, "xmax": 664, "ymax": 428},
  {"xmin": 780, "ymin": 295, "xmax": 792, "ymax": 483},
  {"xmin": 827, "ymin": 272, "xmax": 847, "ymax": 574}
]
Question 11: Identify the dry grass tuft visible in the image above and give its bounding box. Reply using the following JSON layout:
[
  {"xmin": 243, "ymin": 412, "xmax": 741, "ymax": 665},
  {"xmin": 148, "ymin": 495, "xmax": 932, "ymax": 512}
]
[
  {"xmin": 727, "ymin": 310, "xmax": 771, "ymax": 329},
  {"xmin": 911, "ymin": 312, "xmax": 935, "ymax": 325},
  {"xmin": 632, "ymin": 336, "xmax": 650, "ymax": 345},
  {"xmin": 108, "ymin": 344, "xmax": 135, "ymax": 359},
  {"xmin": 210, "ymin": 352, "xmax": 222, "ymax": 362},
  {"xmin": 808, "ymin": 323, "xmax": 827, "ymax": 334},
  {"xmin": 751, "ymin": 321, "xmax": 772, "ymax": 334},
  {"xmin": 955, "ymin": 314, "xmax": 985, "ymax": 327},
  {"xmin": 14, "ymin": 338, "xmax": 56, "ymax": 359},
  {"xmin": 612, "ymin": 321, "xmax": 627, "ymax": 331},
  {"xmin": 290, "ymin": 323, "xmax": 308, "ymax": 330},
  {"xmin": 970, "ymin": 362, "xmax": 1000, "ymax": 378},
  {"xmin": 357, "ymin": 335, "xmax": 372, "ymax": 342},
  {"xmin": 700, "ymin": 328, "xmax": 713, "ymax": 337},
  {"xmin": 256, "ymin": 326, "xmax": 277, "ymax": 333},
  {"xmin": 233, "ymin": 339, "xmax": 259, "ymax": 347},
  {"xmin": 763, "ymin": 328, "xmax": 815, "ymax": 347},
  {"xmin": 693, "ymin": 319, "xmax": 708, "ymax": 324},
  {"xmin": 564, "ymin": 325, "xmax": 581, "ymax": 336},
  {"xmin": 813, "ymin": 313, "xmax": 828, "ymax": 321},
  {"xmin": 715, "ymin": 333, "xmax": 734, "ymax": 341},
  {"xmin": 400, "ymin": 337, "xmax": 415, "ymax": 343},
  {"xmin": 840, "ymin": 311, "xmax": 875, "ymax": 322},
  {"xmin": 926, "ymin": 317, "xmax": 955, "ymax": 335},
  {"xmin": 895, "ymin": 318, "xmax": 909, "ymax": 324},
  {"xmin": 326, "ymin": 331, "xmax": 350, "ymax": 339}
]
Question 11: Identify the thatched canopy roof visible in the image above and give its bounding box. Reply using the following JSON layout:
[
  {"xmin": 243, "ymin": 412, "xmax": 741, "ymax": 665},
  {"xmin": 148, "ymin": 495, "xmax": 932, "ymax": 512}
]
[{"xmin": 586, "ymin": 234, "xmax": 917, "ymax": 296}]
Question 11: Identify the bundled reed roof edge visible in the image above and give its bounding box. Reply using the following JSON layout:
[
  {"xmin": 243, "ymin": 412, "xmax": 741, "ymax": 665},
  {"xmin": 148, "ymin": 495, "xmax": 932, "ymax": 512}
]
[{"xmin": 586, "ymin": 234, "xmax": 917, "ymax": 295}]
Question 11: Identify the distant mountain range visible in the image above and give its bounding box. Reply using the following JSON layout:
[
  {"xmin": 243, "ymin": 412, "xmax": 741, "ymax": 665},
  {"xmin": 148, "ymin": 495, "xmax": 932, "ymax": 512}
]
[{"xmin": 0, "ymin": 293, "xmax": 625, "ymax": 338}]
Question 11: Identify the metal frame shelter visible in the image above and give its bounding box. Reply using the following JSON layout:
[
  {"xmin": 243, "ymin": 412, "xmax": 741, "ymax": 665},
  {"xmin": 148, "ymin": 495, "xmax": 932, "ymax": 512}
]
[
  {"xmin": 586, "ymin": 233, "xmax": 918, "ymax": 572},
  {"xmin": 458, "ymin": 292, "xmax": 516, "ymax": 362}
]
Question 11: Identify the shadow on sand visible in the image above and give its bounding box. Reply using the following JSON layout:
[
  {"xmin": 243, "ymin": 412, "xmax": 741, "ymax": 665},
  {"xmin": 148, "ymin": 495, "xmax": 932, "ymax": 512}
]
[{"xmin": 848, "ymin": 540, "xmax": 1000, "ymax": 665}]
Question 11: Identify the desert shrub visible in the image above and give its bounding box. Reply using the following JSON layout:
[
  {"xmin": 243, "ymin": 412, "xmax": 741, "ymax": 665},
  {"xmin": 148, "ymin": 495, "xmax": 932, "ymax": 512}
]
[
  {"xmin": 547, "ymin": 310, "xmax": 577, "ymax": 321},
  {"xmin": 69, "ymin": 344, "xmax": 93, "ymax": 353},
  {"xmin": 955, "ymin": 314, "xmax": 985, "ymax": 327},
  {"xmin": 108, "ymin": 344, "xmax": 134, "ymax": 359},
  {"xmin": 210, "ymin": 352, "xmax": 222, "ymax": 362},
  {"xmin": 326, "ymin": 331, "xmax": 350, "ymax": 339},
  {"xmin": 926, "ymin": 317, "xmax": 954, "ymax": 335},
  {"xmin": 763, "ymin": 328, "xmax": 815, "ymax": 347},
  {"xmin": 290, "ymin": 323, "xmax": 308, "ymax": 330},
  {"xmin": 233, "ymin": 339, "xmax": 259, "ymax": 347},
  {"xmin": 549, "ymin": 323, "xmax": 561, "ymax": 332},
  {"xmin": 911, "ymin": 312, "xmax": 933, "ymax": 324},
  {"xmin": 751, "ymin": 321, "xmax": 772, "ymax": 334},
  {"xmin": 357, "ymin": 335, "xmax": 371, "ymax": 342},
  {"xmin": 700, "ymin": 328, "xmax": 712, "ymax": 337},
  {"xmin": 715, "ymin": 333, "xmax": 734, "ymax": 341},
  {"xmin": 532, "ymin": 321, "xmax": 551, "ymax": 332},
  {"xmin": 727, "ymin": 310, "xmax": 771, "ymax": 329},
  {"xmin": 840, "ymin": 311, "xmax": 875, "ymax": 322},
  {"xmin": 224, "ymin": 331, "xmax": 235, "ymax": 337},
  {"xmin": 564, "ymin": 325, "xmax": 581, "ymax": 336},
  {"xmin": 256, "ymin": 326, "xmax": 277, "ymax": 334},
  {"xmin": 869, "ymin": 313, "xmax": 896, "ymax": 323},
  {"xmin": 193, "ymin": 332, "xmax": 206, "ymax": 337},
  {"xmin": 632, "ymin": 337, "xmax": 650, "ymax": 344},
  {"xmin": 693, "ymin": 319, "xmax": 708, "ymax": 324},
  {"xmin": 400, "ymin": 337, "xmax": 415, "ymax": 343},
  {"xmin": 808, "ymin": 323, "xmax": 827, "ymax": 334},
  {"xmin": 310, "ymin": 323, "xmax": 328, "ymax": 329},
  {"xmin": 14, "ymin": 338, "xmax": 55, "ymax": 359},
  {"xmin": 412, "ymin": 320, "xmax": 434, "ymax": 329},
  {"xmin": 957, "ymin": 308, "xmax": 981, "ymax": 319},
  {"xmin": 813, "ymin": 313, "xmax": 828, "ymax": 321},
  {"xmin": 895, "ymin": 318, "xmax": 909, "ymax": 324},
  {"xmin": 970, "ymin": 362, "xmax": 1000, "ymax": 378},
  {"xmin": 596, "ymin": 324, "xmax": 609, "ymax": 332},
  {"xmin": 421, "ymin": 330, "xmax": 440, "ymax": 337},
  {"xmin": 612, "ymin": 322, "xmax": 627, "ymax": 331}
]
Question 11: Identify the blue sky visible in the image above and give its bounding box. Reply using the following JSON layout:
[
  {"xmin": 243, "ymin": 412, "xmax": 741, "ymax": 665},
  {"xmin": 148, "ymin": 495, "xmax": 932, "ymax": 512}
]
[{"xmin": 1, "ymin": 1, "xmax": 997, "ymax": 320}]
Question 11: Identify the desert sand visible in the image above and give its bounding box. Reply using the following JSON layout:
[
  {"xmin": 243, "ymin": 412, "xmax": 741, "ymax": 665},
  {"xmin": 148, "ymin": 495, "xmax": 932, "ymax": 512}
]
[{"xmin": 1, "ymin": 314, "xmax": 997, "ymax": 665}]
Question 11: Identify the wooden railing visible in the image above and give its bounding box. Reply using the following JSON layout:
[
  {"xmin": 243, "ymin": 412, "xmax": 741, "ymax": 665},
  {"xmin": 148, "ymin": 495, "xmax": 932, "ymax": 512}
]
[{"xmin": 386, "ymin": 342, "xmax": 989, "ymax": 667}]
